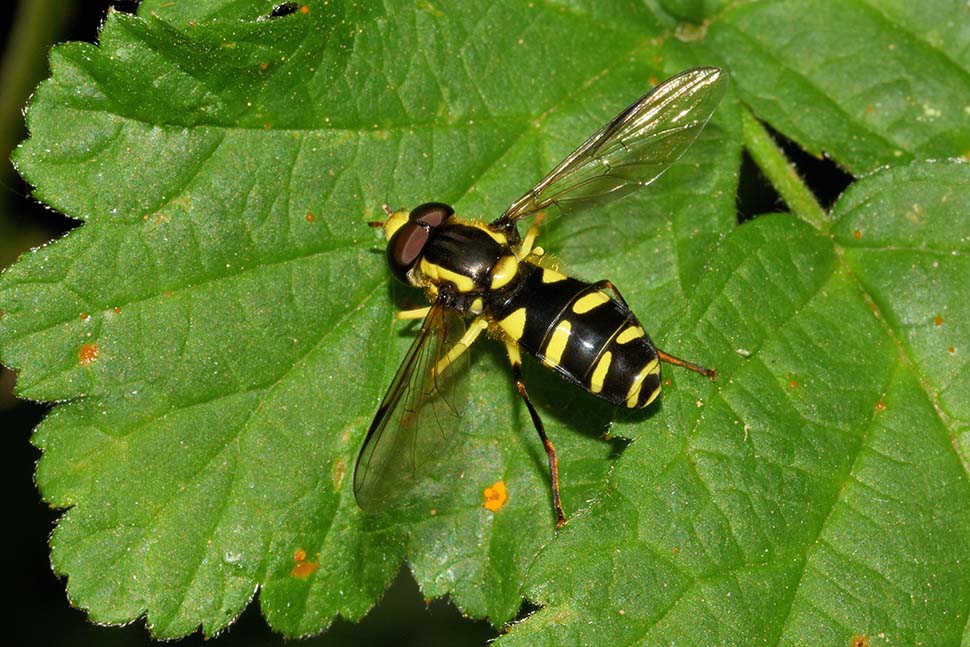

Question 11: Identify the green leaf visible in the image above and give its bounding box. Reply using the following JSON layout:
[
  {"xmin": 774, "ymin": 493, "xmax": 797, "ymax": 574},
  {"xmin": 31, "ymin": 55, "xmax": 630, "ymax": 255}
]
[
  {"xmin": 708, "ymin": 0, "xmax": 970, "ymax": 174},
  {"xmin": 499, "ymin": 161, "xmax": 970, "ymax": 646},
  {"xmin": 3, "ymin": 0, "xmax": 969, "ymax": 643}
]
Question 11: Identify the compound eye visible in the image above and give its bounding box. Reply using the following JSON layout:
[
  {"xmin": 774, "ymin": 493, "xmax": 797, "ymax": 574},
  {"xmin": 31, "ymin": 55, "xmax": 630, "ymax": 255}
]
[
  {"xmin": 409, "ymin": 202, "xmax": 454, "ymax": 228},
  {"xmin": 387, "ymin": 221, "xmax": 429, "ymax": 284}
]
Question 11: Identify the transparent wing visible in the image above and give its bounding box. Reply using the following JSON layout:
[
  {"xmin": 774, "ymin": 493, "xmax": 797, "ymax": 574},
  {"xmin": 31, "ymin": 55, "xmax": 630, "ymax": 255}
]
[
  {"xmin": 495, "ymin": 66, "xmax": 727, "ymax": 225},
  {"xmin": 354, "ymin": 303, "xmax": 470, "ymax": 512}
]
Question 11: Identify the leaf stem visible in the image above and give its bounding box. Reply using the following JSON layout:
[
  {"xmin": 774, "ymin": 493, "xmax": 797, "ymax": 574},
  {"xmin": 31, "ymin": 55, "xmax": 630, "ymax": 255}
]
[{"xmin": 741, "ymin": 107, "xmax": 828, "ymax": 231}]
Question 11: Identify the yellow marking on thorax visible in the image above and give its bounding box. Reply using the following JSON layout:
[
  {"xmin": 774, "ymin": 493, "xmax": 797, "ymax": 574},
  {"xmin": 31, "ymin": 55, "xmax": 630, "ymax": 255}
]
[
  {"xmin": 542, "ymin": 319, "xmax": 572, "ymax": 368},
  {"xmin": 418, "ymin": 258, "xmax": 477, "ymax": 293},
  {"xmin": 572, "ymin": 290, "xmax": 610, "ymax": 314},
  {"xmin": 540, "ymin": 268, "xmax": 567, "ymax": 283},
  {"xmin": 464, "ymin": 219, "xmax": 509, "ymax": 246},
  {"xmin": 625, "ymin": 357, "xmax": 660, "ymax": 408},
  {"xmin": 589, "ymin": 351, "xmax": 612, "ymax": 394},
  {"xmin": 490, "ymin": 255, "xmax": 519, "ymax": 290},
  {"xmin": 616, "ymin": 325, "xmax": 645, "ymax": 344},
  {"xmin": 498, "ymin": 307, "xmax": 527, "ymax": 341}
]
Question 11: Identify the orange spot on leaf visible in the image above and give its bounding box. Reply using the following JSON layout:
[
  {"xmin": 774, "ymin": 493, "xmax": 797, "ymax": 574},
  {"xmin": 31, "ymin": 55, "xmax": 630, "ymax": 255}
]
[
  {"xmin": 852, "ymin": 229, "xmax": 862, "ymax": 239},
  {"xmin": 291, "ymin": 561, "xmax": 317, "ymax": 579},
  {"xmin": 483, "ymin": 480, "xmax": 508, "ymax": 512},
  {"xmin": 851, "ymin": 635, "xmax": 870, "ymax": 647},
  {"xmin": 78, "ymin": 343, "xmax": 100, "ymax": 366},
  {"xmin": 79, "ymin": 312, "xmax": 90, "ymax": 321},
  {"xmin": 300, "ymin": 4, "xmax": 310, "ymax": 13},
  {"xmin": 934, "ymin": 315, "xmax": 943, "ymax": 326},
  {"xmin": 305, "ymin": 212, "xmax": 315, "ymax": 222},
  {"xmin": 874, "ymin": 400, "xmax": 885, "ymax": 412},
  {"xmin": 789, "ymin": 379, "xmax": 799, "ymax": 389},
  {"xmin": 290, "ymin": 547, "xmax": 319, "ymax": 579}
]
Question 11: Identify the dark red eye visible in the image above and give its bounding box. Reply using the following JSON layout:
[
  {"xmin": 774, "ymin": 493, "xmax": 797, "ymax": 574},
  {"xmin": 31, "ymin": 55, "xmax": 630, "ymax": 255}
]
[
  {"xmin": 386, "ymin": 203, "xmax": 454, "ymax": 283},
  {"xmin": 409, "ymin": 202, "xmax": 454, "ymax": 227},
  {"xmin": 387, "ymin": 222, "xmax": 429, "ymax": 283}
]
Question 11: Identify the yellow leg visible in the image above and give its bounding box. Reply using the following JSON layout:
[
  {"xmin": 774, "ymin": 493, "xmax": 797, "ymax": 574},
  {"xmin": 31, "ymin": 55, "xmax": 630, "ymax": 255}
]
[
  {"xmin": 434, "ymin": 316, "xmax": 488, "ymax": 376},
  {"xmin": 397, "ymin": 306, "xmax": 432, "ymax": 320},
  {"xmin": 517, "ymin": 213, "xmax": 545, "ymax": 259}
]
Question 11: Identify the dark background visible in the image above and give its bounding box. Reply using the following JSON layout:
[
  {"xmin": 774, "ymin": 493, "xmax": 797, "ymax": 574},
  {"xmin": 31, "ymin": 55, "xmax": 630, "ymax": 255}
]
[
  {"xmin": 0, "ymin": 2, "xmax": 496, "ymax": 644},
  {"xmin": 1, "ymin": 2, "xmax": 850, "ymax": 645}
]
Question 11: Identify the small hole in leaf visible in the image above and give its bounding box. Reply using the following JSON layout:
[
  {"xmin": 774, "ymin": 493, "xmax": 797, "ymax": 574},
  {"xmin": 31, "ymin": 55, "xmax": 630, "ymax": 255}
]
[
  {"xmin": 775, "ymin": 130, "xmax": 852, "ymax": 210},
  {"xmin": 737, "ymin": 122, "xmax": 854, "ymax": 223},
  {"xmin": 737, "ymin": 149, "xmax": 783, "ymax": 223}
]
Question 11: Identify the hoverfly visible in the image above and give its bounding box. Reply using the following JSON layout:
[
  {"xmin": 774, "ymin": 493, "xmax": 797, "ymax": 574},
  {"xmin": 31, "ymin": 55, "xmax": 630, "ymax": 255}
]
[{"xmin": 355, "ymin": 67, "xmax": 726, "ymax": 528}]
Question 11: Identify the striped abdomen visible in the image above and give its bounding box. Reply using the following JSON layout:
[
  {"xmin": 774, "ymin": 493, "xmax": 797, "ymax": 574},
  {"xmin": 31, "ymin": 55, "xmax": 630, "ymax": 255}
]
[{"xmin": 491, "ymin": 263, "xmax": 661, "ymax": 408}]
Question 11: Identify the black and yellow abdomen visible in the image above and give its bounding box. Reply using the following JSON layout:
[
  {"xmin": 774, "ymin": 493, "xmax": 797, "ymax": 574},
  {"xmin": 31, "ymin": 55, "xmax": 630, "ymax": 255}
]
[{"xmin": 491, "ymin": 263, "xmax": 662, "ymax": 409}]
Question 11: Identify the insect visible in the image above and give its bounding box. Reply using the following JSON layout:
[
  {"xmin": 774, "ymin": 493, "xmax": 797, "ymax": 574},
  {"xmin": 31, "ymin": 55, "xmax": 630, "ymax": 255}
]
[{"xmin": 355, "ymin": 67, "xmax": 726, "ymax": 528}]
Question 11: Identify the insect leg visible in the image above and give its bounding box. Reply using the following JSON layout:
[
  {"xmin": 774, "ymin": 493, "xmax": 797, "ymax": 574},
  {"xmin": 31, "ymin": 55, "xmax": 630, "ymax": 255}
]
[
  {"xmin": 655, "ymin": 349, "xmax": 717, "ymax": 380},
  {"xmin": 591, "ymin": 279, "xmax": 632, "ymax": 309},
  {"xmin": 505, "ymin": 341, "xmax": 567, "ymax": 529},
  {"xmin": 516, "ymin": 213, "xmax": 546, "ymax": 259},
  {"xmin": 434, "ymin": 316, "xmax": 487, "ymax": 377},
  {"xmin": 397, "ymin": 306, "xmax": 433, "ymax": 320},
  {"xmin": 592, "ymin": 280, "xmax": 717, "ymax": 380}
]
